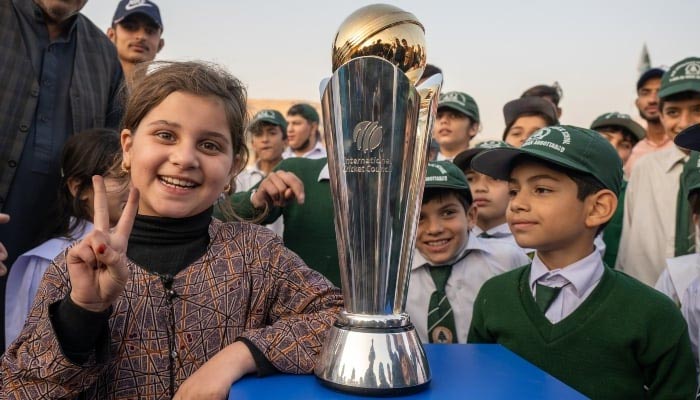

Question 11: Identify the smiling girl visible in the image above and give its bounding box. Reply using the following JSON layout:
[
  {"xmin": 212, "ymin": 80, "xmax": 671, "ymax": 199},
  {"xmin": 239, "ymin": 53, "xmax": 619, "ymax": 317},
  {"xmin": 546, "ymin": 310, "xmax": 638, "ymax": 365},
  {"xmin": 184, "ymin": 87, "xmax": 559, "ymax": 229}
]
[{"xmin": 1, "ymin": 61, "xmax": 343, "ymax": 399}]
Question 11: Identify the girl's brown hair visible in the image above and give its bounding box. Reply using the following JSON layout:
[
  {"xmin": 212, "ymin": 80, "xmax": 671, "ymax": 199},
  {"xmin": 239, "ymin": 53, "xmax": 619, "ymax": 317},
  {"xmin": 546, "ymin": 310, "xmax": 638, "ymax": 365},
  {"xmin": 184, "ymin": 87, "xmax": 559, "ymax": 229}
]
[{"xmin": 124, "ymin": 61, "xmax": 250, "ymax": 219}]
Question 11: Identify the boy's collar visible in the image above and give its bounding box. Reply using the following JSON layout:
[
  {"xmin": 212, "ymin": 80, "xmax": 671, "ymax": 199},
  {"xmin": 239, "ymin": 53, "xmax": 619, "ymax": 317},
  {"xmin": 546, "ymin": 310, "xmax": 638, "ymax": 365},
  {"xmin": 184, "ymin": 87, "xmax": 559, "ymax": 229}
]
[{"xmin": 529, "ymin": 248, "xmax": 604, "ymax": 297}]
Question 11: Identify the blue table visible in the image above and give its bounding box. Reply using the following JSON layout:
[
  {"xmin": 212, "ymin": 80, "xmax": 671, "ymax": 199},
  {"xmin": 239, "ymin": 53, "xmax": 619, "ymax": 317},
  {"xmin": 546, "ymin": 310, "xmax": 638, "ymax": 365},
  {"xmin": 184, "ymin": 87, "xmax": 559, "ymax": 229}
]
[{"xmin": 229, "ymin": 344, "xmax": 585, "ymax": 399}]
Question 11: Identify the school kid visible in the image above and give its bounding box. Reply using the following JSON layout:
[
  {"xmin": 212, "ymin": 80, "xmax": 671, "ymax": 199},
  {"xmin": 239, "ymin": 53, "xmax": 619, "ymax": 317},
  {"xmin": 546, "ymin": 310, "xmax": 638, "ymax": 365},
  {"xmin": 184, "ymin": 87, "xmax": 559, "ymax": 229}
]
[
  {"xmin": 432, "ymin": 91, "xmax": 480, "ymax": 161},
  {"xmin": 4, "ymin": 129, "xmax": 128, "ymax": 348},
  {"xmin": 468, "ymin": 125, "xmax": 696, "ymax": 398},
  {"xmin": 453, "ymin": 141, "xmax": 517, "ymax": 246},
  {"xmin": 590, "ymin": 112, "xmax": 645, "ymax": 267},
  {"xmin": 655, "ymin": 168, "xmax": 700, "ymax": 306},
  {"xmin": 405, "ymin": 161, "xmax": 528, "ymax": 344},
  {"xmin": 0, "ymin": 61, "xmax": 343, "ymax": 399},
  {"xmin": 617, "ymin": 56, "xmax": 700, "ymax": 286},
  {"xmin": 675, "ymin": 123, "xmax": 700, "ymax": 375},
  {"xmin": 501, "ymin": 96, "xmax": 558, "ymax": 148}
]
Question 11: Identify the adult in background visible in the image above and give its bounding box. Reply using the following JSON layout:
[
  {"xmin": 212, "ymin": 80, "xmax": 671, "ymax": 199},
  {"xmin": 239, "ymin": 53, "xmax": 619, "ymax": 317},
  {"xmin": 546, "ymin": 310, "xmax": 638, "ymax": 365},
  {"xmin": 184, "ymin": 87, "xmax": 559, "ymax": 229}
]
[
  {"xmin": 0, "ymin": 0, "xmax": 123, "ymax": 350},
  {"xmin": 282, "ymin": 103, "xmax": 326, "ymax": 159},
  {"xmin": 624, "ymin": 68, "xmax": 671, "ymax": 176},
  {"xmin": 107, "ymin": 0, "xmax": 164, "ymax": 88}
]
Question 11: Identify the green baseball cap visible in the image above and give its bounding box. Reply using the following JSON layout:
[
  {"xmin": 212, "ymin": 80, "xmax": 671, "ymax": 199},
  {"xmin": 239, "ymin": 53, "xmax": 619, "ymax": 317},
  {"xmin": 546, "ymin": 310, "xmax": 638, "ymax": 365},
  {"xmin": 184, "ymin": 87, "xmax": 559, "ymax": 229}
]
[
  {"xmin": 590, "ymin": 112, "xmax": 645, "ymax": 141},
  {"xmin": 288, "ymin": 103, "xmax": 320, "ymax": 123},
  {"xmin": 438, "ymin": 91, "xmax": 480, "ymax": 123},
  {"xmin": 471, "ymin": 125, "xmax": 623, "ymax": 196},
  {"xmin": 425, "ymin": 161, "xmax": 471, "ymax": 194},
  {"xmin": 453, "ymin": 140, "xmax": 512, "ymax": 172},
  {"xmin": 250, "ymin": 109, "xmax": 287, "ymax": 131},
  {"xmin": 658, "ymin": 57, "xmax": 700, "ymax": 99}
]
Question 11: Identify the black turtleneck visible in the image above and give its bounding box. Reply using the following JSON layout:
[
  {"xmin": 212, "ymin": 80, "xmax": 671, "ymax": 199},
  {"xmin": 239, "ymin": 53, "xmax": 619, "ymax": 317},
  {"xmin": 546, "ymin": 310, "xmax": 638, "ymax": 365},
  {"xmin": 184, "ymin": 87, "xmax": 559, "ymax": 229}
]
[{"xmin": 127, "ymin": 207, "xmax": 212, "ymax": 277}]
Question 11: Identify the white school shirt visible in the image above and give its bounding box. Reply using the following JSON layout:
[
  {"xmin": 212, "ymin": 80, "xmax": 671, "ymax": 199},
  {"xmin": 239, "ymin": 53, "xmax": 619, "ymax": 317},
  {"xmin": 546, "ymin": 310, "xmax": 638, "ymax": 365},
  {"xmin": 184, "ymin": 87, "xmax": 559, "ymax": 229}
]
[
  {"xmin": 5, "ymin": 221, "xmax": 92, "ymax": 348},
  {"xmin": 406, "ymin": 231, "xmax": 529, "ymax": 343},
  {"xmin": 529, "ymin": 249, "xmax": 605, "ymax": 324},
  {"xmin": 282, "ymin": 139, "xmax": 326, "ymax": 160},
  {"xmin": 681, "ymin": 277, "xmax": 700, "ymax": 377},
  {"xmin": 616, "ymin": 146, "xmax": 688, "ymax": 286},
  {"xmin": 655, "ymin": 253, "xmax": 700, "ymax": 306}
]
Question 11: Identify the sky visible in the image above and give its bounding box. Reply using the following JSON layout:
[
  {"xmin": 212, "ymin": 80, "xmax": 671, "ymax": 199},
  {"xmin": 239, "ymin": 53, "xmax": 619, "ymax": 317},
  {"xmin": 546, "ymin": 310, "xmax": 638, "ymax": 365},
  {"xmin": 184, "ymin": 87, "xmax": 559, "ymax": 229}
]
[{"xmin": 83, "ymin": 0, "xmax": 700, "ymax": 141}]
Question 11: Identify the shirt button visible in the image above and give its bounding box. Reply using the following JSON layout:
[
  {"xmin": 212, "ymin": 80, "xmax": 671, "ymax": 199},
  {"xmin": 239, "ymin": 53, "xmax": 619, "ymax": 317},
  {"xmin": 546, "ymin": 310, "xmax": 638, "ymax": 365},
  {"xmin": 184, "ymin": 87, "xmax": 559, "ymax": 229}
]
[
  {"xmin": 19, "ymin": 124, "xmax": 28, "ymax": 132},
  {"xmin": 171, "ymin": 350, "xmax": 178, "ymax": 359},
  {"xmin": 8, "ymin": 160, "xmax": 17, "ymax": 168},
  {"xmin": 30, "ymin": 88, "xmax": 39, "ymax": 97}
]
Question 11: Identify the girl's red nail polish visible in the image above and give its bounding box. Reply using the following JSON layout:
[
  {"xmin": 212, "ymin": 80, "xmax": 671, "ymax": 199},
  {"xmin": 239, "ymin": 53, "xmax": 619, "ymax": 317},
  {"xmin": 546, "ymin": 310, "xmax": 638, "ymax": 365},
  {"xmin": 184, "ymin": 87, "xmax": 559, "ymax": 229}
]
[{"xmin": 97, "ymin": 244, "xmax": 106, "ymax": 254}]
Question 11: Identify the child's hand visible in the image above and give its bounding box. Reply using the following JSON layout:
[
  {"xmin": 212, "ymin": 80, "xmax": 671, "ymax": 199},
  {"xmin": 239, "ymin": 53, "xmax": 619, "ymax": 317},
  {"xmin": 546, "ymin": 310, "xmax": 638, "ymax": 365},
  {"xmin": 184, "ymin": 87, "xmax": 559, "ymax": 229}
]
[
  {"xmin": 174, "ymin": 341, "xmax": 256, "ymax": 400},
  {"xmin": 251, "ymin": 171, "xmax": 305, "ymax": 208},
  {"xmin": 66, "ymin": 176, "xmax": 139, "ymax": 313},
  {"xmin": 0, "ymin": 213, "xmax": 9, "ymax": 276}
]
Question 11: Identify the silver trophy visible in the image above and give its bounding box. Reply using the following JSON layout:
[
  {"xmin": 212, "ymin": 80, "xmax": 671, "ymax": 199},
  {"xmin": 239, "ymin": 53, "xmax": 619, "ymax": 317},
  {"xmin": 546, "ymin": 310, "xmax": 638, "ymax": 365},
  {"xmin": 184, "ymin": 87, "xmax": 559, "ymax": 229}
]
[{"xmin": 314, "ymin": 4, "xmax": 443, "ymax": 395}]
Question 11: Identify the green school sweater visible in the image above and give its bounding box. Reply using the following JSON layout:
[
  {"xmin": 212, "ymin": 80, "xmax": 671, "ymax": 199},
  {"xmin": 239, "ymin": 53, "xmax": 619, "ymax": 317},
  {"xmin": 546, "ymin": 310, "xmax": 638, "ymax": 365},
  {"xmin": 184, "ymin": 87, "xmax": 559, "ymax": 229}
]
[
  {"xmin": 220, "ymin": 158, "xmax": 340, "ymax": 286},
  {"xmin": 468, "ymin": 265, "xmax": 697, "ymax": 399}
]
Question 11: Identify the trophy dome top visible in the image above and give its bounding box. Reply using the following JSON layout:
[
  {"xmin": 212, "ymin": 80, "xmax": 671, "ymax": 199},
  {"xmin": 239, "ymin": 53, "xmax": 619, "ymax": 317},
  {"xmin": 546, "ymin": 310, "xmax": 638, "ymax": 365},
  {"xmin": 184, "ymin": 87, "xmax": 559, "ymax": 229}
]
[{"xmin": 331, "ymin": 4, "xmax": 426, "ymax": 85}]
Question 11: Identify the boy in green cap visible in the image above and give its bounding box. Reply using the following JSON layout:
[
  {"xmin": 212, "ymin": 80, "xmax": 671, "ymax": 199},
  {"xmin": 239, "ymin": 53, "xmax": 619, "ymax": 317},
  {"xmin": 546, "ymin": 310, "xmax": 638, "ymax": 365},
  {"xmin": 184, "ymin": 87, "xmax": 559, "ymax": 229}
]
[
  {"xmin": 468, "ymin": 125, "xmax": 696, "ymax": 398},
  {"xmin": 406, "ymin": 161, "xmax": 528, "ymax": 344},
  {"xmin": 590, "ymin": 112, "xmax": 645, "ymax": 267},
  {"xmin": 432, "ymin": 91, "xmax": 480, "ymax": 161},
  {"xmin": 675, "ymin": 123, "xmax": 700, "ymax": 378},
  {"xmin": 617, "ymin": 56, "xmax": 700, "ymax": 286}
]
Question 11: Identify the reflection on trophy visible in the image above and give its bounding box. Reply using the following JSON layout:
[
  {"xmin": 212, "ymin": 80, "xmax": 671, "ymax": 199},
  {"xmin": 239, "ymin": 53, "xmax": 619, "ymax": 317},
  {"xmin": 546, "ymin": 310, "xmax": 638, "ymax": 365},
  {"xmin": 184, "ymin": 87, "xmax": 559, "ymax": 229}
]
[{"xmin": 314, "ymin": 4, "xmax": 443, "ymax": 395}]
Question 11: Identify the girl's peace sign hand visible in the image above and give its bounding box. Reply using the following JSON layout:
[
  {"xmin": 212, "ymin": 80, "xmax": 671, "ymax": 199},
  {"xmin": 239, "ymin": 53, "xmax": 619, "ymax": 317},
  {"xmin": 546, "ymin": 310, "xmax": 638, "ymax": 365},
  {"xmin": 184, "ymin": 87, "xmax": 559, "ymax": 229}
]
[{"xmin": 67, "ymin": 176, "xmax": 139, "ymax": 313}]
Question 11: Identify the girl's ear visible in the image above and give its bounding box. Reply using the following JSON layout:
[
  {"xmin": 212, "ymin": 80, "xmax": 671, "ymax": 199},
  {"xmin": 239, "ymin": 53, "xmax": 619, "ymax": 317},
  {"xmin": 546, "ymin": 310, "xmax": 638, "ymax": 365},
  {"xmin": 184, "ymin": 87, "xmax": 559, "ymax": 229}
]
[
  {"xmin": 67, "ymin": 177, "xmax": 82, "ymax": 199},
  {"xmin": 121, "ymin": 129, "xmax": 133, "ymax": 169}
]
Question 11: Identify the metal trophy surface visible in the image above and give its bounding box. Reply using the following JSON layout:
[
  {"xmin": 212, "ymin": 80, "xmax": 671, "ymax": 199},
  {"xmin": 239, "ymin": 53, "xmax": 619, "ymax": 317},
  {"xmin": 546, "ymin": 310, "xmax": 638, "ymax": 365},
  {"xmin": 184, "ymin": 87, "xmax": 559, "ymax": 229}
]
[{"xmin": 314, "ymin": 4, "xmax": 442, "ymax": 395}]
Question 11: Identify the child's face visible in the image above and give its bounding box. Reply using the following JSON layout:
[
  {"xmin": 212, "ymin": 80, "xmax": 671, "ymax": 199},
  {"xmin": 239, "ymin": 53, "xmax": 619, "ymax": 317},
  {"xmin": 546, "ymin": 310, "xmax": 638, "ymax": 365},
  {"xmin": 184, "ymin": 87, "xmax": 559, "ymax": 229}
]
[
  {"xmin": 251, "ymin": 125, "xmax": 286, "ymax": 163},
  {"xmin": 504, "ymin": 115, "xmax": 548, "ymax": 148},
  {"xmin": 597, "ymin": 129, "xmax": 634, "ymax": 164},
  {"xmin": 122, "ymin": 91, "xmax": 235, "ymax": 218},
  {"xmin": 465, "ymin": 170, "xmax": 509, "ymax": 230},
  {"xmin": 433, "ymin": 110, "xmax": 476, "ymax": 151},
  {"xmin": 416, "ymin": 192, "xmax": 476, "ymax": 265},
  {"xmin": 660, "ymin": 97, "xmax": 700, "ymax": 141},
  {"xmin": 507, "ymin": 161, "xmax": 591, "ymax": 253}
]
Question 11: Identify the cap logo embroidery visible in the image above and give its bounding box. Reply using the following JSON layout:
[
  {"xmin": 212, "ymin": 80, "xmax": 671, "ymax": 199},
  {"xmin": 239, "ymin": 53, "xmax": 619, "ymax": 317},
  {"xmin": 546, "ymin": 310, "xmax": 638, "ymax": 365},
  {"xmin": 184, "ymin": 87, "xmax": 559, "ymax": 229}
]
[
  {"xmin": 523, "ymin": 126, "xmax": 571, "ymax": 153},
  {"xmin": 603, "ymin": 112, "xmax": 631, "ymax": 120},
  {"xmin": 441, "ymin": 92, "xmax": 466, "ymax": 106},
  {"xmin": 669, "ymin": 60, "xmax": 700, "ymax": 83},
  {"xmin": 256, "ymin": 110, "xmax": 276, "ymax": 120},
  {"xmin": 125, "ymin": 0, "xmax": 153, "ymax": 10},
  {"xmin": 353, "ymin": 121, "xmax": 383, "ymax": 152},
  {"xmin": 478, "ymin": 140, "xmax": 502, "ymax": 149}
]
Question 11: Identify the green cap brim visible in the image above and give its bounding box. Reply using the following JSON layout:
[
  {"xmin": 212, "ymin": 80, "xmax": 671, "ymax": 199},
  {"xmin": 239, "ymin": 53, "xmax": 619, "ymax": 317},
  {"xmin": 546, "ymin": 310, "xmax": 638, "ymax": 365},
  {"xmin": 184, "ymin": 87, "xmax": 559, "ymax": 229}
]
[
  {"xmin": 472, "ymin": 147, "xmax": 600, "ymax": 186},
  {"xmin": 659, "ymin": 80, "xmax": 700, "ymax": 99}
]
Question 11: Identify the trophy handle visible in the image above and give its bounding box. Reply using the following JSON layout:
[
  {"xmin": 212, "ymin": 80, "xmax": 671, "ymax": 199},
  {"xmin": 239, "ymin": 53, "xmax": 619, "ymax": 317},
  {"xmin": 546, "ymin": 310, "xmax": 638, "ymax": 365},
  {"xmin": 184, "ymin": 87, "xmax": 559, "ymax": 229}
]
[{"xmin": 393, "ymin": 73, "xmax": 442, "ymax": 313}]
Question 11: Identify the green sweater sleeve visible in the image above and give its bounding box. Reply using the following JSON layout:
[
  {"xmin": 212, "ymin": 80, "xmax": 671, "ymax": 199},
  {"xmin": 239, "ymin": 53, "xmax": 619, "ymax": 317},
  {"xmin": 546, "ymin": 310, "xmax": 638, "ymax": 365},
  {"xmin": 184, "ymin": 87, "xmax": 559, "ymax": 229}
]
[
  {"xmin": 641, "ymin": 307, "xmax": 697, "ymax": 398},
  {"xmin": 215, "ymin": 180, "xmax": 283, "ymax": 224}
]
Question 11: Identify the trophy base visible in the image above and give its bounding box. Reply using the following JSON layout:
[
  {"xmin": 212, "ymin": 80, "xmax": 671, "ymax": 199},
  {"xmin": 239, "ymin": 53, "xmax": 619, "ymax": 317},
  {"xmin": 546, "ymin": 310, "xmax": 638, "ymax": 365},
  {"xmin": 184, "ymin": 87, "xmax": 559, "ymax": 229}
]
[{"xmin": 314, "ymin": 323, "xmax": 431, "ymax": 396}]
